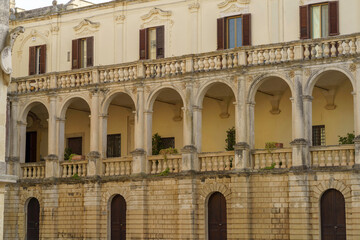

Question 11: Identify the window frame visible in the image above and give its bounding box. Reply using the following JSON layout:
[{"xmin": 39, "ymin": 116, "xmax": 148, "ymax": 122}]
[
  {"xmin": 72, "ymin": 36, "xmax": 94, "ymax": 70},
  {"xmin": 139, "ymin": 26, "xmax": 165, "ymax": 60},
  {"xmin": 310, "ymin": 2, "xmax": 329, "ymax": 39},
  {"xmin": 29, "ymin": 44, "xmax": 46, "ymax": 76},
  {"xmin": 312, "ymin": 125, "xmax": 326, "ymax": 146},
  {"xmin": 226, "ymin": 15, "xmax": 243, "ymax": 49}
]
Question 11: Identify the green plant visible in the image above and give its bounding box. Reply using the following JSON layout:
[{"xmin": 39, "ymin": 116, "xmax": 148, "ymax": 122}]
[
  {"xmin": 71, "ymin": 173, "xmax": 80, "ymax": 180},
  {"xmin": 265, "ymin": 142, "xmax": 277, "ymax": 153},
  {"xmin": 68, "ymin": 154, "xmax": 78, "ymax": 161},
  {"xmin": 262, "ymin": 162, "xmax": 276, "ymax": 170},
  {"xmin": 152, "ymin": 133, "xmax": 164, "ymax": 155},
  {"xmin": 338, "ymin": 133, "xmax": 355, "ymax": 145},
  {"xmin": 225, "ymin": 127, "xmax": 236, "ymax": 151},
  {"xmin": 158, "ymin": 167, "xmax": 170, "ymax": 176},
  {"xmin": 64, "ymin": 148, "xmax": 73, "ymax": 160}
]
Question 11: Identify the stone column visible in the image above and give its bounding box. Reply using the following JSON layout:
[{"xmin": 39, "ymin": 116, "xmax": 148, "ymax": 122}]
[
  {"xmin": 132, "ymin": 86, "xmax": 147, "ymax": 174},
  {"xmin": 56, "ymin": 118, "xmax": 66, "ymax": 161},
  {"xmin": 47, "ymin": 93, "xmax": 57, "ymax": 156},
  {"xmin": 188, "ymin": 3, "xmax": 200, "ymax": 54},
  {"xmin": 99, "ymin": 114, "xmax": 108, "ymax": 158},
  {"xmin": 90, "ymin": 89, "xmax": 100, "ymax": 154},
  {"xmin": 193, "ymin": 106, "xmax": 202, "ymax": 152},
  {"xmin": 18, "ymin": 121, "xmax": 27, "ymax": 163},
  {"xmin": 144, "ymin": 111, "xmax": 153, "ymax": 156},
  {"xmin": 353, "ymin": 67, "xmax": 360, "ymax": 168},
  {"xmin": 302, "ymin": 95, "xmax": 313, "ymax": 146},
  {"xmin": 182, "ymin": 82, "xmax": 198, "ymax": 171},
  {"xmin": 9, "ymin": 97, "xmax": 19, "ymax": 160},
  {"xmin": 247, "ymin": 101, "xmax": 256, "ymax": 149},
  {"xmin": 234, "ymin": 76, "xmax": 250, "ymax": 170}
]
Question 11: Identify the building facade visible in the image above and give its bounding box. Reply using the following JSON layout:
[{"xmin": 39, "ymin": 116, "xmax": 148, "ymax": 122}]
[{"xmin": 4, "ymin": 0, "xmax": 360, "ymax": 239}]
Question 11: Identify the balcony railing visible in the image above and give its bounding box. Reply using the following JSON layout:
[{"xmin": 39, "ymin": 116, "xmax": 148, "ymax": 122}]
[
  {"xmin": 10, "ymin": 33, "xmax": 360, "ymax": 95},
  {"xmin": 148, "ymin": 154, "xmax": 182, "ymax": 174},
  {"xmin": 103, "ymin": 156, "xmax": 132, "ymax": 176},
  {"xmin": 252, "ymin": 148, "xmax": 293, "ymax": 169},
  {"xmin": 61, "ymin": 160, "xmax": 88, "ymax": 178},
  {"xmin": 310, "ymin": 145, "xmax": 355, "ymax": 167},
  {"xmin": 21, "ymin": 162, "xmax": 45, "ymax": 179},
  {"xmin": 199, "ymin": 151, "xmax": 234, "ymax": 172}
]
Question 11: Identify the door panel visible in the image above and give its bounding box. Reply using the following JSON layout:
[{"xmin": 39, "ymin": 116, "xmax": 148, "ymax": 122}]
[
  {"xmin": 26, "ymin": 131, "xmax": 37, "ymax": 163},
  {"xmin": 68, "ymin": 137, "xmax": 82, "ymax": 155},
  {"xmin": 111, "ymin": 195, "xmax": 126, "ymax": 240},
  {"xmin": 208, "ymin": 192, "xmax": 227, "ymax": 240},
  {"xmin": 321, "ymin": 189, "xmax": 346, "ymax": 240},
  {"xmin": 27, "ymin": 198, "xmax": 40, "ymax": 240}
]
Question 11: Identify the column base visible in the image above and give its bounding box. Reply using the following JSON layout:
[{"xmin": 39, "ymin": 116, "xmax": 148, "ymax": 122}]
[
  {"xmin": 181, "ymin": 145, "xmax": 198, "ymax": 172},
  {"xmin": 131, "ymin": 148, "xmax": 147, "ymax": 175},
  {"xmin": 234, "ymin": 142, "xmax": 250, "ymax": 170}
]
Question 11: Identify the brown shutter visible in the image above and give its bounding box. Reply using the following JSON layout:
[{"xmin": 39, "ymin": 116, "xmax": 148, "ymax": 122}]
[
  {"xmin": 29, "ymin": 46, "xmax": 36, "ymax": 75},
  {"xmin": 300, "ymin": 5, "xmax": 310, "ymax": 39},
  {"xmin": 39, "ymin": 45, "xmax": 46, "ymax": 74},
  {"xmin": 72, "ymin": 39, "xmax": 79, "ymax": 69},
  {"xmin": 242, "ymin": 14, "xmax": 251, "ymax": 46},
  {"xmin": 329, "ymin": 1, "xmax": 339, "ymax": 36},
  {"xmin": 156, "ymin": 26, "xmax": 165, "ymax": 59},
  {"xmin": 86, "ymin": 36, "xmax": 94, "ymax": 67},
  {"xmin": 217, "ymin": 18, "xmax": 226, "ymax": 50},
  {"xmin": 139, "ymin": 28, "xmax": 148, "ymax": 60}
]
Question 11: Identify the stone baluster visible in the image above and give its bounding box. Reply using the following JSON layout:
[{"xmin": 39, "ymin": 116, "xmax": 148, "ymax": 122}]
[
  {"xmin": 233, "ymin": 53, "xmax": 238, "ymax": 66},
  {"xmin": 330, "ymin": 42, "xmax": 337, "ymax": 57},
  {"xmin": 264, "ymin": 50, "xmax": 270, "ymax": 64},
  {"xmin": 304, "ymin": 44, "xmax": 310, "ymax": 60},
  {"xmin": 193, "ymin": 59, "xmax": 199, "ymax": 72},
  {"xmin": 209, "ymin": 57, "xmax": 215, "ymax": 70},
  {"xmin": 247, "ymin": 52, "xmax": 253, "ymax": 65},
  {"xmin": 323, "ymin": 42, "xmax": 330, "ymax": 58},
  {"xmin": 351, "ymin": 38, "xmax": 356, "ymax": 54},
  {"xmin": 344, "ymin": 40, "xmax": 350, "ymax": 55},
  {"xmin": 326, "ymin": 151, "xmax": 333, "ymax": 166},
  {"xmin": 252, "ymin": 50, "xmax": 258, "ymax": 65},
  {"xmin": 258, "ymin": 50, "xmax": 264, "ymax": 64},
  {"xmin": 334, "ymin": 150, "xmax": 340, "ymax": 166},
  {"xmin": 222, "ymin": 54, "xmax": 227, "ymax": 69},
  {"xmin": 282, "ymin": 47, "xmax": 288, "ymax": 62},
  {"xmin": 204, "ymin": 58, "xmax": 210, "ymax": 71},
  {"xmin": 349, "ymin": 149, "xmax": 355, "ymax": 166},
  {"xmin": 275, "ymin": 48, "xmax": 282, "ymax": 63},
  {"xmin": 337, "ymin": 41, "xmax": 344, "ymax": 55},
  {"xmin": 310, "ymin": 44, "xmax": 317, "ymax": 59},
  {"xmin": 227, "ymin": 54, "xmax": 233, "ymax": 68},
  {"xmin": 316, "ymin": 44, "xmax": 323, "ymax": 59},
  {"xmin": 340, "ymin": 150, "xmax": 347, "ymax": 166},
  {"xmin": 170, "ymin": 62, "xmax": 176, "ymax": 75},
  {"xmin": 124, "ymin": 67, "xmax": 130, "ymax": 80}
]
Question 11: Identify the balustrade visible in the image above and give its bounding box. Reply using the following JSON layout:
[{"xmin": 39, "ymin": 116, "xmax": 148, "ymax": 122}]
[
  {"xmin": 148, "ymin": 154, "xmax": 182, "ymax": 174},
  {"xmin": 61, "ymin": 160, "xmax": 87, "ymax": 178},
  {"xmin": 103, "ymin": 157, "xmax": 132, "ymax": 176},
  {"xmin": 310, "ymin": 145, "xmax": 355, "ymax": 167},
  {"xmin": 252, "ymin": 148, "xmax": 292, "ymax": 169},
  {"xmin": 198, "ymin": 151, "xmax": 234, "ymax": 172},
  {"xmin": 145, "ymin": 59, "xmax": 185, "ymax": 78},
  {"xmin": 21, "ymin": 162, "xmax": 45, "ymax": 179}
]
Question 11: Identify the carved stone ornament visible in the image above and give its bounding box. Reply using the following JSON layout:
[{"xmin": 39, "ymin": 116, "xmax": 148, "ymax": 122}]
[
  {"xmin": 349, "ymin": 63, "xmax": 356, "ymax": 72},
  {"xmin": 141, "ymin": 7, "xmax": 172, "ymax": 21},
  {"xmin": 300, "ymin": 0, "xmax": 336, "ymax": 5},
  {"xmin": 218, "ymin": 0, "xmax": 250, "ymax": 8},
  {"xmin": 73, "ymin": 19, "xmax": 100, "ymax": 35},
  {"xmin": 115, "ymin": 15, "xmax": 126, "ymax": 24},
  {"xmin": 218, "ymin": 0, "xmax": 250, "ymax": 17},
  {"xmin": 188, "ymin": 2, "xmax": 200, "ymax": 12}
]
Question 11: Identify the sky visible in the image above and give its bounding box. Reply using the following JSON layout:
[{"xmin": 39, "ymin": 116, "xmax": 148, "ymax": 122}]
[{"xmin": 15, "ymin": 0, "xmax": 110, "ymax": 10}]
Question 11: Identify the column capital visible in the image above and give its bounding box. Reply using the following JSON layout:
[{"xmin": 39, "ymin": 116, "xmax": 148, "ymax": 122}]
[
  {"xmin": 302, "ymin": 95, "xmax": 313, "ymax": 102},
  {"xmin": 246, "ymin": 101, "xmax": 256, "ymax": 107},
  {"xmin": 17, "ymin": 120, "xmax": 27, "ymax": 126},
  {"xmin": 290, "ymin": 138, "xmax": 308, "ymax": 146},
  {"xmin": 56, "ymin": 117, "xmax": 66, "ymax": 122}
]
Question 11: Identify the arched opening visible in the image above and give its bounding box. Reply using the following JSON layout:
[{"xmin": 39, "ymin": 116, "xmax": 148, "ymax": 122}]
[
  {"xmin": 110, "ymin": 194, "xmax": 126, "ymax": 240},
  {"xmin": 253, "ymin": 77, "xmax": 292, "ymax": 149},
  {"xmin": 27, "ymin": 198, "xmax": 40, "ymax": 240},
  {"xmin": 207, "ymin": 192, "xmax": 227, "ymax": 240},
  {"xmin": 201, "ymin": 83, "xmax": 235, "ymax": 152},
  {"xmin": 103, "ymin": 93, "xmax": 135, "ymax": 158},
  {"xmin": 22, "ymin": 102, "xmax": 49, "ymax": 163},
  {"xmin": 311, "ymin": 71, "xmax": 354, "ymax": 146},
  {"xmin": 62, "ymin": 98, "xmax": 91, "ymax": 160},
  {"xmin": 150, "ymin": 88, "xmax": 184, "ymax": 155},
  {"xmin": 321, "ymin": 189, "xmax": 346, "ymax": 239}
]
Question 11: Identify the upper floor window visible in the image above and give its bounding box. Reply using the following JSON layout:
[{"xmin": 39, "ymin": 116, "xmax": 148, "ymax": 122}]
[
  {"xmin": 300, "ymin": 1, "xmax": 339, "ymax": 39},
  {"xmin": 217, "ymin": 14, "xmax": 251, "ymax": 50},
  {"xmin": 139, "ymin": 26, "xmax": 165, "ymax": 60},
  {"xmin": 72, "ymin": 37, "xmax": 94, "ymax": 69},
  {"xmin": 29, "ymin": 45, "xmax": 46, "ymax": 75}
]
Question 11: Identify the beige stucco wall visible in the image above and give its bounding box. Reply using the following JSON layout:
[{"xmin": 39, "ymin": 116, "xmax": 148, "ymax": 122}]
[
  {"xmin": 65, "ymin": 108, "xmax": 90, "ymax": 155},
  {"xmin": 10, "ymin": 0, "xmax": 360, "ymax": 78}
]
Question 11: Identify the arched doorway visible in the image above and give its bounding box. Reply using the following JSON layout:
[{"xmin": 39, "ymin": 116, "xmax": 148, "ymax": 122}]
[
  {"xmin": 208, "ymin": 192, "xmax": 227, "ymax": 240},
  {"xmin": 27, "ymin": 198, "xmax": 40, "ymax": 240},
  {"xmin": 321, "ymin": 189, "xmax": 346, "ymax": 240},
  {"xmin": 111, "ymin": 195, "xmax": 126, "ymax": 240}
]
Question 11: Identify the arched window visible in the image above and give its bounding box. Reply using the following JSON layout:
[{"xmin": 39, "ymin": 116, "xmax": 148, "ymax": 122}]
[
  {"xmin": 27, "ymin": 198, "xmax": 40, "ymax": 240},
  {"xmin": 321, "ymin": 189, "xmax": 346, "ymax": 239},
  {"xmin": 208, "ymin": 192, "xmax": 227, "ymax": 240},
  {"xmin": 111, "ymin": 195, "xmax": 126, "ymax": 240}
]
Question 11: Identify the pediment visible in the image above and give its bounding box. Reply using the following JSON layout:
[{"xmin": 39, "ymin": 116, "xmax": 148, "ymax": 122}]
[
  {"xmin": 218, "ymin": 0, "xmax": 250, "ymax": 16},
  {"xmin": 73, "ymin": 19, "xmax": 100, "ymax": 35},
  {"xmin": 141, "ymin": 7, "xmax": 172, "ymax": 21},
  {"xmin": 300, "ymin": 0, "xmax": 336, "ymax": 5},
  {"xmin": 218, "ymin": 0, "xmax": 250, "ymax": 9}
]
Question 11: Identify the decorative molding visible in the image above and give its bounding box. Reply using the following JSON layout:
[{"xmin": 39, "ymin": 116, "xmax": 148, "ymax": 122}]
[
  {"xmin": 115, "ymin": 14, "xmax": 126, "ymax": 24},
  {"xmin": 188, "ymin": 2, "xmax": 200, "ymax": 13},
  {"xmin": 73, "ymin": 19, "xmax": 100, "ymax": 36},
  {"xmin": 200, "ymin": 183, "xmax": 231, "ymax": 200},
  {"xmin": 218, "ymin": 0, "xmax": 250, "ymax": 8},
  {"xmin": 141, "ymin": 7, "xmax": 172, "ymax": 21},
  {"xmin": 349, "ymin": 63, "xmax": 357, "ymax": 72},
  {"xmin": 218, "ymin": 0, "xmax": 250, "ymax": 17},
  {"xmin": 300, "ymin": 0, "xmax": 336, "ymax": 5}
]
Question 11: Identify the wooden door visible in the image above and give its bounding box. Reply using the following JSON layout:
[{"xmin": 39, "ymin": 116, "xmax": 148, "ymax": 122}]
[
  {"xmin": 27, "ymin": 198, "xmax": 40, "ymax": 240},
  {"xmin": 321, "ymin": 189, "xmax": 346, "ymax": 240},
  {"xmin": 26, "ymin": 131, "xmax": 37, "ymax": 163},
  {"xmin": 208, "ymin": 192, "xmax": 227, "ymax": 240},
  {"xmin": 68, "ymin": 137, "xmax": 82, "ymax": 155},
  {"xmin": 111, "ymin": 195, "xmax": 126, "ymax": 240}
]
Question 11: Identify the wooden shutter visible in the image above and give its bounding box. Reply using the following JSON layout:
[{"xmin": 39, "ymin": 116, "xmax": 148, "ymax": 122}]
[
  {"xmin": 139, "ymin": 28, "xmax": 148, "ymax": 60},
  {"xmin": 217, "ymin": 18, "xmax": 226, "ymax": 50},
  {"xmin": 242, "ymin": 14, "xmax": 251, "ymax": 46},
  {"xmin": 156, "ymin": 26, "xmax": 165, "ymax": 59},
  {"xmin": 39, "ymin": 45, "xmax": 46, "ymax": 74},
  {"xmin": 329, "ymin": 1, "xmax": 339, "ymax": 36},
  {"xmin": 29, "ymin": 46, "xmax": 36, "ymax": 75},
  {"xmin": 86, "ymin": 36, "xmax": 94, "ymax": 67},
  {"xmin": 300, "ymin": 5, "xmax": 310, "ymax": 39},
  {"xmin": 72, "ymin": 39, "xmax": 79, "ymax": 69}
]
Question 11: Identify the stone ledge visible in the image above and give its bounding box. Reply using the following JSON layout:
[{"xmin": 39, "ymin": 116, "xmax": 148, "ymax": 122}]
[{"xmin": 0, "ymin": 174, "xmax": 18, "ymax": 184}]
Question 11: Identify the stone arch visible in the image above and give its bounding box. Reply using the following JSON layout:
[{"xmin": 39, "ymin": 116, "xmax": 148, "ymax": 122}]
[
  {"xmin": 145, "ymin": 85, "xmax": 185, "ymax": 111},
  {"xmin": 101, "ymin": 90, "xmax": 136, "ymax": 116},
  {"xmin": 247, "ymin": 73, "xmax": 295, "ymax": 103},
  {"xmin": 195, "ymin": 79, "xmax": 237, "ymax": 108},
  {"xmin": 304, "ymin": 67, "xmax": 355, "ymax": 96},
  {"xmin": 312, "ymin": 179, "xmax": 351, "ymax": 201},
  {"xmin": 19, "ymin": 99, "xmax": 49, "ymax": 123},
  {"xmin": 18, "ymin": 30, "xmax": 49, "ymax": 51},
  {"xmin": 101, "ymin": 187, "xmax": 131, "ymax": 213},
  {"xmin": 200, "ymin": 183, "xmax": 231, "ymax": 202},
  {"xmin": 58, "ymin": 94, "xmax": 91, "ymax": 119}
]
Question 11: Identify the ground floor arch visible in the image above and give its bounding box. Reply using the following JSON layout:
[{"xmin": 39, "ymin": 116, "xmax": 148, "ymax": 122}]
[{"xmin": 110, "ymin": 194, "xmax": 127, "ymax": 240}]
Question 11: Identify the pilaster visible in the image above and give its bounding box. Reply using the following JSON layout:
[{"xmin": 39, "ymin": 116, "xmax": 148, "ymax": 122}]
[
  {"xmin": 47, "ymin": 93, "xmax": 57, "ymax": 155},
  {"xmin": 90, "ymin": 88, "xmax": 100, "ymax": 153},
  {"xmin": 87, "ymin": 151, "xmax": 102, "ymax": 176},
  {"xmin": 45, "ymin": 154, "xmax": 60, "ymax": 178},
  {"xmin": 234, "ymin": 142, "xmax": 250, "ymax": 169}
]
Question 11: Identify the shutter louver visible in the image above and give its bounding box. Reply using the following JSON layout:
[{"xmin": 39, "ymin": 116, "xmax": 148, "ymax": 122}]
[
  {"xmin": 86, "ymin": 37, "xmax": 94, "ymax": 67},
  {"xmin": 39, "ymin": 45, "xmax": 46, "ymax": 74},
  {"xmin": 300, "ymin": 5, "xmax": 310, "ymax": 39},
  {"xmin": 156, "ymin": 26, "xmax": 165, "ymax": 59},
  {"xmin": 329, "ymin": 1, "xmax": 339, "ymax": 36},
  {"xmin": 242, "ymin": 14, "xmax": 251, "ymax": 46},
  {"xmin": 72, "ymin": 39, "xmax": 79, "ymax": 69},
  {"xmin": 29, "ymin": 46, "xmax": 36, "ymax": 75},
  {"xmin": 217, "ymin": 18, "xmax": 226, "ymax": 50},
  {"xmin": 139, "ymin": 29, "xmax": 148, "ymax": 60}
]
